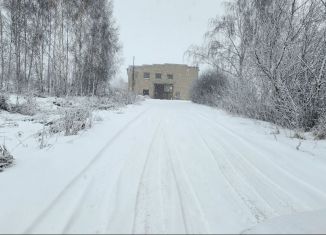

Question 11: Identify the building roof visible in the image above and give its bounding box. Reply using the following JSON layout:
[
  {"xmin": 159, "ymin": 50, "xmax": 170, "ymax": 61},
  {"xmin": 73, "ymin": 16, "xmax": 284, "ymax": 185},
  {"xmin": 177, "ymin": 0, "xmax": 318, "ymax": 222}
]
[{"xmin": 127, "ymin": 63, "xmax": 199, "ymax": 70}]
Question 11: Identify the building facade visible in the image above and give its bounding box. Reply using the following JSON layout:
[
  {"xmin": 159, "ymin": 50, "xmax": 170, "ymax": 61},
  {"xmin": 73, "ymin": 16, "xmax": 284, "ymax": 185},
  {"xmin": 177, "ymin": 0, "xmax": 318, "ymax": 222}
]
[{"xmin": 127, "ymin": 64, "xmax": 199, "ymax": 100}]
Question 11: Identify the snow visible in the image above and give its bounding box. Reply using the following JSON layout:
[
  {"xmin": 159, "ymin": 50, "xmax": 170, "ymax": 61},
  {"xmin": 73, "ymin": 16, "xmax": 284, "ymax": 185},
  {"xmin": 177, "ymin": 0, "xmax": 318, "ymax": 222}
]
[
  {"xmin": 244, "ymin": 210, "xmax": 326, "ymax": 234},
  {"xmin": 0, "ymin": 99, "xmax": 326, "ymax": 234}
]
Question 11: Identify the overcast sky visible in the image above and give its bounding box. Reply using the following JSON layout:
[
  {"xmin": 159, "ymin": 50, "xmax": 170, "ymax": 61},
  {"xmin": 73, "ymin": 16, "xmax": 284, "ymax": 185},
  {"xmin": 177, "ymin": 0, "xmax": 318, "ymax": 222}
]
[{"xmin": 114, "ymin": 0, "xmax": 225, "ymax": 81}]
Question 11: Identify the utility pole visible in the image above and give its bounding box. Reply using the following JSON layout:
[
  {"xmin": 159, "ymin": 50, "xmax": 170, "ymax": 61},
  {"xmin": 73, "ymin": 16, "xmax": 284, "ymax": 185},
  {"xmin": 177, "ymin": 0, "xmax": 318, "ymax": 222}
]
[{"xmin": 132, "ymin": 56, "xmax": 135, "ymax": 91}]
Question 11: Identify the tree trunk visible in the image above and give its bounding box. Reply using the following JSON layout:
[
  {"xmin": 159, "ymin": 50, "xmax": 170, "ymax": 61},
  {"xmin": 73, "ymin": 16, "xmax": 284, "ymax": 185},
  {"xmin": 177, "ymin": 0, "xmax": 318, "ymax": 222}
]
[
  {"xmin": 23, "ymin": 0, "xmax": 27, "ymax": 88},
  {"xmin": 47, "ymin": 9, "xmax": 52, "ymax": 94},
  {"xmin": 0, "ymin": 13, "xmax": 4, "ymax": 90}
]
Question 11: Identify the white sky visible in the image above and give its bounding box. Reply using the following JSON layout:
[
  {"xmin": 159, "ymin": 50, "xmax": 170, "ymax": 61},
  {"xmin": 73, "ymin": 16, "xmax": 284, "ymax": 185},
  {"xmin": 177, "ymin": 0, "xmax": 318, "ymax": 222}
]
[{"xmin": 113, "ymin": 0, "xmax": 225, "ymax": 81}]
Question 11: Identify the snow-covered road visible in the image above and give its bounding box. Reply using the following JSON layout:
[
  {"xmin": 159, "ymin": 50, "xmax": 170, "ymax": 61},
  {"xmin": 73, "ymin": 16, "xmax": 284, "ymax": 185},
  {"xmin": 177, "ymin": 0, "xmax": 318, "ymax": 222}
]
[{"xmin": 1, "ymin": 100, "xmax": 326, "ymax": 234}]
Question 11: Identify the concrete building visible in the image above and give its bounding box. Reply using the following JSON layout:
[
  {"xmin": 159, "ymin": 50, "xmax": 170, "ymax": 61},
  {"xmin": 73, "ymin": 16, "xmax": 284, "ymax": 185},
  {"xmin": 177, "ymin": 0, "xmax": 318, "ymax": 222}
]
[{"xmin": 127, "ymin": 64, "xmax": 199, "ymax": 100}]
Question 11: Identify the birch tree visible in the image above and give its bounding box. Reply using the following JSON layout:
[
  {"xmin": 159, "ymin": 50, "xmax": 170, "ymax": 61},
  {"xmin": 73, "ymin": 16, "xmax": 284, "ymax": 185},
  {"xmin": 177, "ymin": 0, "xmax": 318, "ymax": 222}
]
[
  {"xmin": 188, "ymin": 0, "xmax": 326, "ymax": 131},
  {"xmin": 0, "ymin": 0, "xmax": 120, "ymax": 96}
]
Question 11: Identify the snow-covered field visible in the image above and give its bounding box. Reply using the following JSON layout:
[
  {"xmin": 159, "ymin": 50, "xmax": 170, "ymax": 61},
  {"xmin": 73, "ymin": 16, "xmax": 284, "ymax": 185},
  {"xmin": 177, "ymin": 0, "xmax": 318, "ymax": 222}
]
[{"xmin": 1, "ymin": 99, "xmax": 326, "ymax": 234}]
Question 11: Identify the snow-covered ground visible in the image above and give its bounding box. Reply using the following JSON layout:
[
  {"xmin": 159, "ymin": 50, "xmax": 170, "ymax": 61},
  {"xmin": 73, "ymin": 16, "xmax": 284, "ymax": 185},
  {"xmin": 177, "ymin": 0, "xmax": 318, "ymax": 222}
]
[{"xmin": 0, "ymin": 99, "xmax": 326, "ymax": 234}]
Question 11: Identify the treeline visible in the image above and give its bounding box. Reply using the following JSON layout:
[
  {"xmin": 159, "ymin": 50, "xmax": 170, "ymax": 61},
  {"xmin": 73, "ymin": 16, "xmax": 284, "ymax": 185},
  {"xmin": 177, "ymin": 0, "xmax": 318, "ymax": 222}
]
[
  {"xmin": 189, "ymin": 0, "xmax": 326, "ymax": 134},
  {"xmin": 0, "ymin": 0, "xmax": 120, "ymax": 96}
]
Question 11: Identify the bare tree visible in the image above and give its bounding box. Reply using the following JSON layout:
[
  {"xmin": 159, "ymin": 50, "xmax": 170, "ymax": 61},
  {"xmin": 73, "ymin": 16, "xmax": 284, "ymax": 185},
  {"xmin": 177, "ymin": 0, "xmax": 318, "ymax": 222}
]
[
  {"xmin": 0, "ymin": 0, "xmax": 120, "ymax": 96},
  {"xmin": 188, "ymin": 0, "xmax": 326, "ymax": 132}
]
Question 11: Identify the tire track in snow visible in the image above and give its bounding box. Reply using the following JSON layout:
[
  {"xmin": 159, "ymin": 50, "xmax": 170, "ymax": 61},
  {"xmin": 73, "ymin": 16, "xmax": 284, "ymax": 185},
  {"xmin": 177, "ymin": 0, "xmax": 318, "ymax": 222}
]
[
  {"xmin": 24, "ymin": 107, "xmax": 151, "ymax": 234},
  {"xmin": 61, "ymin": 178, "xmax": 96, "ymax": 233},
  {"xmin": 164, "ymin": 136, "xmax": 189, "ymax": 234},
  {"xmin": 102, "ymin": 114, "xmax": 163, "ymax": 233},
  {"xmin": 194, "ymin": 126, "xmax": 275, "ymax": 223},
  {"xmin": 162, "ymin": 118, "xmax": 211, "ymax": 234},
  {"xmin": 26, "ymin": 177, "xmax": 95, "ymax": 234},
  {"xmin": 104, "ymin": 155, "xmax": 145, "ymax": 233},
  {"xmin": 132, "ymin": 120, "xmax": 162, "ymax": 234},
  {"xmin": 192, "ymin": 113, "xmax": 314, "ymax": 212},
  {"xmin": 196, "ymin": 111, "xmax": 326, "ymax": 199}
]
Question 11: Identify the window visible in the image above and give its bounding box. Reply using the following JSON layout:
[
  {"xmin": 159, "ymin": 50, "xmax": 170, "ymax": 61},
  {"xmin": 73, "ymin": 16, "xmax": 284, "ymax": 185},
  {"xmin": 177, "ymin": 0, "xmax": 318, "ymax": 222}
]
[
  {"xmin": 143, "ymin": 89, "xmax": 149, "ymax": 96},
  {"xmin": 175, "ymin": 91, "xmax": 181, "ymax": 99},
  {"xmin": 167, "ymin": 74, "xmax": 173, "ymax": 79},
  {"xmin": 155, "ymin": 73, "xmax": 162, "ymax": 79},
  {"xmin": 144, "ymin": 72, "xmax": 150, "ymax": 79}
]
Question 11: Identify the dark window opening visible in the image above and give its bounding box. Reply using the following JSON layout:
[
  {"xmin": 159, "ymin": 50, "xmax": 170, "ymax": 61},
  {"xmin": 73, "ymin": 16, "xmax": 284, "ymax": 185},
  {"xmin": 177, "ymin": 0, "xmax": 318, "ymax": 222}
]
[
  {"xmin": 144, "ymin": 72, "xmax": 150, "ymax": 79},
  {"xmin": 155, "ymin": 73, "xmax": 162, "ymax": 79},
  {"xmin": 143, "ymin": 89, "xmax": 149, "ymax": 96},
  {"xmin": 167, "ymin": 74, "xmax": 173, "ymax": 79}
]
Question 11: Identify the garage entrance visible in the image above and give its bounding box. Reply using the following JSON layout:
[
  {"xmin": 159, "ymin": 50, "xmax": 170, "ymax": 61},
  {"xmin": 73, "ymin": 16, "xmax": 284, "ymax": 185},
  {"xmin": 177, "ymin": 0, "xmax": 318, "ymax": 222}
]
[{"xmin": 154, "ymin": 84, "xmax": 173, "ymax": 100}]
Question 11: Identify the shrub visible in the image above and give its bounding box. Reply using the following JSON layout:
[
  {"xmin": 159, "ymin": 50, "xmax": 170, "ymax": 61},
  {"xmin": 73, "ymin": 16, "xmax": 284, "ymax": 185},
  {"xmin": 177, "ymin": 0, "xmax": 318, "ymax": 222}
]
[
  {"xmin": 221, "ymin": 79, "xmax": 274, "ymax": 122},
  {"xmin": 81, "ymin": 89, "xmax": 139, "ymax": 111},
  {"xmin": 48, "ymin": 108, "xmax": 93, "ymax": 136},
  {"xmin": 0, "ymin": 145, "xmax": 14, "ymax": 172},
  {"xmin": 11, "ymin": 96, "xmax": 38, "ymax": 116},
  {"xmin": 108, "ymin": 88, "xmax": 139, "ymax": 106},
  {"xmin": 291, "ymin": 132, "xmax": 306, "ymax": 140},
  {"xmin": 0, "ymin": 94, "xmax": 10, "ymax": 111},
  {"xmin": 191, "ymin": 70, "xmax": 228, "ymax": 106},
  {"xmin": 314, "ymin": 115, "xmax": 326, "ymax": 140},
  {"xmin": 64, "ymin": 108, "xmax": 92, "ymax": 136}
]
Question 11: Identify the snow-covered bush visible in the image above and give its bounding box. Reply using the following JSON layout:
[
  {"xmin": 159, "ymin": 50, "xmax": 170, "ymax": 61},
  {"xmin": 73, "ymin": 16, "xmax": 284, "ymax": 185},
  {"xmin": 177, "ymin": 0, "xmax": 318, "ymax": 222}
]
[
  {"xmin": 49, "ymin": 108, "xmax": 93, "ymax": 136},
  {"xmin": 108, "ymin": 88, "xmax": 139, "ymax": 106},
  {"xmin": 76, "ymin": 89, "xmax": 139, "ymax": 111},
  {"xmin": 120, "ymin": 91, "xmax": 139, "ymax": 105},
  {"xmin": 0, "ymin": 145, "xmax": 14, "ymax": 172},
  {"xmin": 222, "ymin": 78, "xmax": 274, "ymax": 122},
  {"xmin": 0, "ymin": 94, "xmax": 10, "ymax": 111},
  {"xmin": 11, "ymin": 96, "xmax": 38, "ymax": 116},
  {"xmin": 314, "ymin": 115, "xmax": 326, "ymax": 140},
  {"xmin": 64, "ymin": 108, "xmax": 92, "ymax": 136},
  {"xmin": 191, "ymin": 70, "xmax": 228, "ymax": 106},
  {"xmin": 86, "ymin": 97, "xmax": 117, "ymax": 110},
  {"xmin": 291, "ymin": 132, "xmax": 306, "ymax": 140}
]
